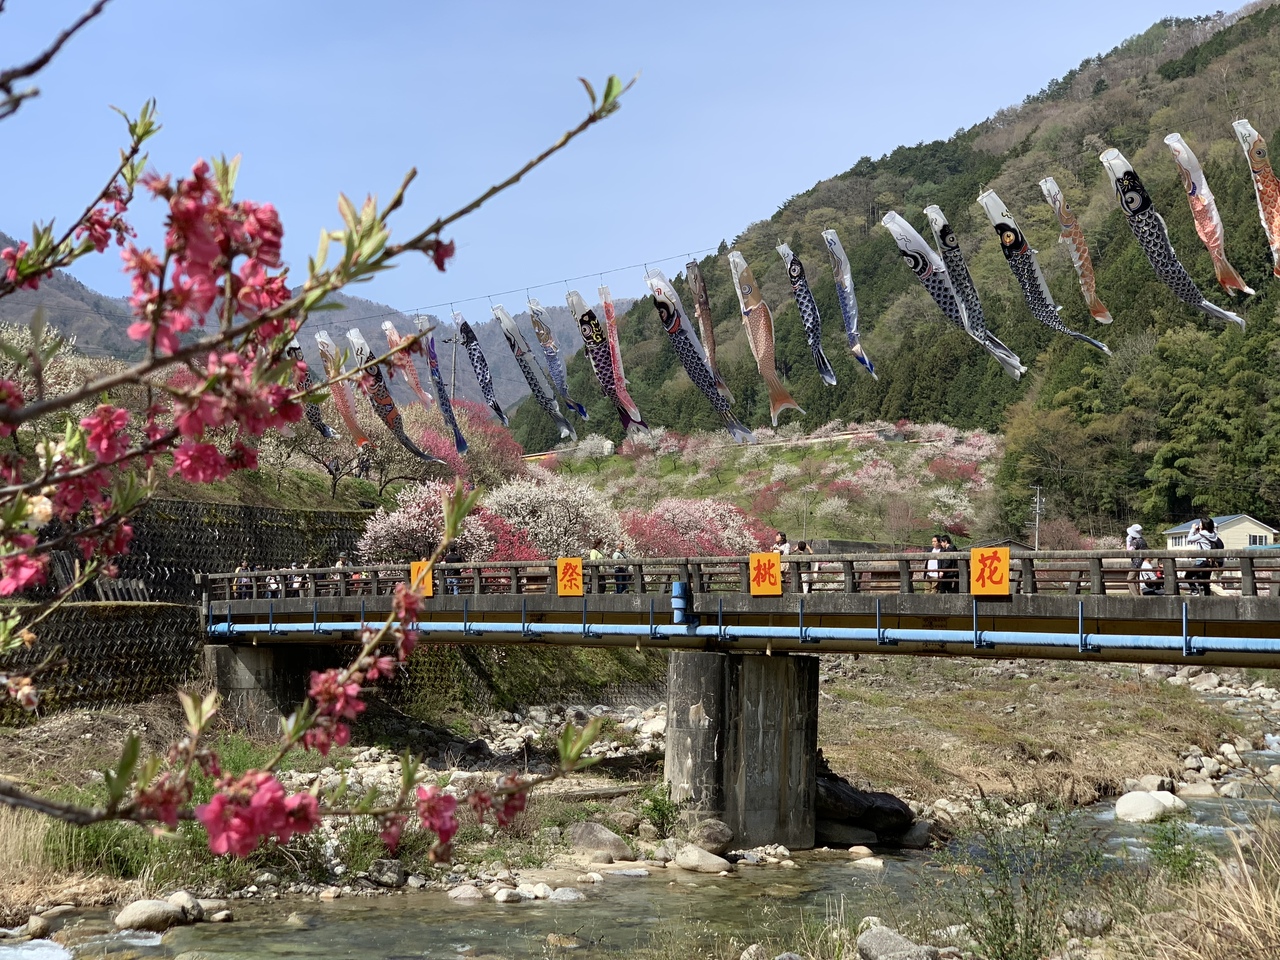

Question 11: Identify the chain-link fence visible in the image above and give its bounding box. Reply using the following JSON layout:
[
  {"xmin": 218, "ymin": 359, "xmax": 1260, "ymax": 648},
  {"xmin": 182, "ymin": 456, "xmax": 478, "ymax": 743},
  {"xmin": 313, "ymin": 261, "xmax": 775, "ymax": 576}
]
[{"xmin": 0, "ymin": 602, "xmax": 204, "ymax": 725}]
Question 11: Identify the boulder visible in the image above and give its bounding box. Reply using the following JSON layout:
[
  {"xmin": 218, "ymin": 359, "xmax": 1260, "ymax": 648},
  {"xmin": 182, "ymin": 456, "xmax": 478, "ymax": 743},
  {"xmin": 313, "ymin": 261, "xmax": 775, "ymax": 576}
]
[
  {"xmin": 566, "ymin": 822, "xmax": 632, "ymax": 862},
  {"xmin": 1176, "ymin": 782, "xmax": 1217, "ymax": 799},
  {"xmin": 898, "ymin": 820, "xmax": 934, "ymax": 850},
  {"xmin": 114, "ymin": 899, "xmax": 185, "ymax": 931},
  {"xmin": 166, "ymin": 891, "xmax": 204, "ymax": 923},
  {"xmin": 611, "ymin": 812, "xmax": 641, "ymax": 835},
  {"xmin": 493, "ymin": 889, "xmax": 524, "ymax": 903},
  {"xmin": 1115, "ymin": 791, "xmax": 1180, "ymax": 823},
  {"xmin": 848, "ymin": 845, "xmax": 876, "ymax": 859},
  {"xmin": 816, "ymin": 820, "xmax": 878, "ymax": 846},
  {"xmin": 207, "ymin": 911, "xmax": 233, "ymax": 923},
  {"xmin": 549, "ymin": 887, "xmax": 586, "ymax": 902},
  {"xmin": 24, "ymin": 916, "xmax": 51, "ymax": 939},
  {"xmin": 1137, "ymin": 775, "xmax": 1174, "ymax": 793},
  {"xmin": 816, "ymin": 754, "xmax": 913, "ymax": 836},
  {"xmin": 856, "ymin": 924, "xmax": 939, "ymax": 960},
  {"xmin": 674, "ymin": 843, "xmax": 733, "ymax": 873},
  {"xmin": 739, "ymin": 946, "xmax": 769, "ymax": 960},
  {"xmin": 1063, "ymin": 906, "xmax": 1113, "ymax": 938},
  {"xmin": 850, "ymin": 857, "xmax": 885, "ymax": 871},
  {"xmin": 688, "ymin": 819, "xmax": 734, "ymax": 855},
  {"xmin": 1219, "ymin": 781, "xmax": 1246, "ymax": 799},
  {"xmin": 367, "ymin": 859, "xmax": 407, "ymax": 888},
  {"xmin": 447, "ymin": 885, "xmax": 484, "ymax": 901}
]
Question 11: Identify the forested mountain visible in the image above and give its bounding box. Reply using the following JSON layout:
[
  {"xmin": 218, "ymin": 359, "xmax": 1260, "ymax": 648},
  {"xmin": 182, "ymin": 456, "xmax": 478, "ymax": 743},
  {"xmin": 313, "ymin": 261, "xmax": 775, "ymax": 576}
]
[{"xmin": 513, "ymin": 1, "xmax": 1280, "ymax": 539}]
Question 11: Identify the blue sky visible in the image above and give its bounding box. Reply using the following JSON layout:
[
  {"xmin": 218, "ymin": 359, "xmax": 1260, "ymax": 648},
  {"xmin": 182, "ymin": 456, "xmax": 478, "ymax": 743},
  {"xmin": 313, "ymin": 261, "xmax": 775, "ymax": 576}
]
[{"xmin": 1, "ymin": 0, "xmax": 1218, "ymax": 313}]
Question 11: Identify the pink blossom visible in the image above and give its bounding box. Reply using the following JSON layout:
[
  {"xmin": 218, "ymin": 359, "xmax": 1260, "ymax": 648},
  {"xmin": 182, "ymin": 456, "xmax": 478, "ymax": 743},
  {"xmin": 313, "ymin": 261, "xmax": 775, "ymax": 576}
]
[
  {"xmin": 308, "ymin": 668, "xmax": 365, "ymax": 720},
  {"xmin": 493, "ymin": 774, "xmax": 528, "ymax": 827},
  {"xmin": 0, "ymin": 380, "xmax": 23, "ymax": 437},
  {"xmin": 195, "ymin": 770, "xmax": 317, "ymax": 857},
  {"xmin": 415, "ymin": 784, "xmax": 458, "ymax": 845},
  {"xmin": 431, "ymin": 239, "xmax": 455, "ymax": 271},
  {"xmin": 135, "ymin": 773, "xmax": 189, "ymax": 828},
  {"xmin": 1, "ymin": 242, "xmax": 41, "ymax": 290},
  {"xmin": 277, "ymin": 792, "xmax": 319, "ymax": 844},
  {"xmin": 302, "ymin": 719, "xmax": 350, "ymax": 756},
  {"xmin": 80, "ymin": 405, "xmax": 131, "ymax": 461},
  {"xmin": 0, "ymin": 538, "xmax": 47, "ymax": 596},
  {"xmin": 379, "ymin": 814, "xmax": 407, "ymax": 853},
  {"xmin": 5, "ymin": 676, "xmax": 38, "ymax": 711},
  {"xmin": 364, "ymin": 655, "xmax": 397, "ymax": 681},
  {"xmin": 393, "ymin": 582, "xmax": 422, "ymax": 623},
  {"xmin": 169, "ymin": 442, "xmax": 230, "ymax": 483},
  {"xmin": 241, "ymin": 201, "xmax": 284, "ymax": 267}
]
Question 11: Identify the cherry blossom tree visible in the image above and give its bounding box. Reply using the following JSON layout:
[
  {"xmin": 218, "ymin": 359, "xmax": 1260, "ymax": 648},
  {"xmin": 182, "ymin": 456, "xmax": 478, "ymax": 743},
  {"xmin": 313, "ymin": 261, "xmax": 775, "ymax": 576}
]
[
  {"xmin": 483, "ymin": 470, "xmax": 624, "ymax": 558},
  {"xmin": 622, "ymin": 497, "xmax": 769, "ymax": 558}
]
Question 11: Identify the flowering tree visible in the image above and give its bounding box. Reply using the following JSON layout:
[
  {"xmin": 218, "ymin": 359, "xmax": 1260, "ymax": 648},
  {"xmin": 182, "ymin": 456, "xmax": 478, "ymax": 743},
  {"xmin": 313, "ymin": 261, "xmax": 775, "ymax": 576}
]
[
  {"xmin": 357, "ymin": 481, "xmax": 495, "ymax": 563},
  {"xmin": 483, "ymin": 470, "xmax": 624, "ymax": 557},
  {"xmin": 0, "ymin": 6, "xmax": 630, "ymax": 855},
  {"xmin": 622, "ymin": 497, "xmax": 769, "ymax": 557}
]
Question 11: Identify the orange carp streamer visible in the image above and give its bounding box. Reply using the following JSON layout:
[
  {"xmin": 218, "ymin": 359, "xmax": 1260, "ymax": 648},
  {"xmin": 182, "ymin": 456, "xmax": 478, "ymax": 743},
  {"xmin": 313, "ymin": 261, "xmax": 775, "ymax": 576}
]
[
  {"xmin": 1038, "ymin": 177, "xmax": 1115, "ymax": 321},
  {"xmin": 1165, "ymin": 134, "xmax": 1254, "ymax": 296},
  {"xmin": 1233, "ymin": 118, "xmax": 1280, "ymax": 280}
]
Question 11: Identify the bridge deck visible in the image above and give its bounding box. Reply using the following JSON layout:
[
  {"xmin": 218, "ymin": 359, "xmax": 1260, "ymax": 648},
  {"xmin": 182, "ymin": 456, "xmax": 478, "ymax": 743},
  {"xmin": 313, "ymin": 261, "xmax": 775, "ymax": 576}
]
[{"xmin": 199, "ymin": 550, "xmax": 1280, "ymax": 668}]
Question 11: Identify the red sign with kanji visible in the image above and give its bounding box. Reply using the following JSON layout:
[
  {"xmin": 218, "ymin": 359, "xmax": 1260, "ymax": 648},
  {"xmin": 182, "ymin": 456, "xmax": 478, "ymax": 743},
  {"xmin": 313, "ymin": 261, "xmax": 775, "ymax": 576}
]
[
  {"xmin": 557, "ymin": 557, "xmax": 584, "ymax": 597},
  {"xmin": 970, "ymin": 547, "xmax": 1010, "ymax": 596},
  {"xmin": 749, "ymin": 552, "xmax": 783, "ymax": 596}
]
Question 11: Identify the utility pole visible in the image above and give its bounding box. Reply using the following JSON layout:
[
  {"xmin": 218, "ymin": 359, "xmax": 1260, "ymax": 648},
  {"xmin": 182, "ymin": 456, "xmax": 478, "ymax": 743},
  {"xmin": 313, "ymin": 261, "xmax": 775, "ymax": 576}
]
[
  {"xmin": 442, "ymin": 336, "xmax": 459, "ymax": 400},
  {"xmin": 1031, "ymin": 486, "xmax": 1044, "ymax": 549}
]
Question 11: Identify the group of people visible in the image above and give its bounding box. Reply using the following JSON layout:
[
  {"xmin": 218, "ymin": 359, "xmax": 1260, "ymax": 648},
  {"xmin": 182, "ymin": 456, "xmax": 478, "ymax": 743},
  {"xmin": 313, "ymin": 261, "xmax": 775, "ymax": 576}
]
[
  {"xmin": 1126, "ymin": 519, "xmax": 1224, "ymax": 596},
  {"xmin": 925, "ymin": 534, "xmax": 961, "ymax": 593},
  {"xmin": 587, "ymin": 538, "xmax": 632, "ymax": 593},
  {"xmin": 772, "ymin": 531, "xmax": 821, "ymax": 592}
]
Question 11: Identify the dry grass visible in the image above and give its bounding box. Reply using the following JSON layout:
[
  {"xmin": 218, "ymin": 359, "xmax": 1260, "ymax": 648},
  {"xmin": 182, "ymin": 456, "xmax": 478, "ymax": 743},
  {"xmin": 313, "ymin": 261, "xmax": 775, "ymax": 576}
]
[
  {"xmin": 0, "ymin": 807, "xmax": 138, "ymax": 925},
  {"xmin": 1119, "ymin": 815, "xmax": 1280, "ymax": 960},
  {"xmin": 818, "ymin": 655, "xmax": 1244, "ymax": 804}
]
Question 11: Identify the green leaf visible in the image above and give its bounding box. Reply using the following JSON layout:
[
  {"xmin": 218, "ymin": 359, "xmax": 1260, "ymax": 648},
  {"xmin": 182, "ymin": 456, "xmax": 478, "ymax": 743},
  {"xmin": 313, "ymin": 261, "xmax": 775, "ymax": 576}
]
[
  {"xmin": 104, "ymin": 734, "xmax": 140, "ymax": 807},
  {"xmin": 601, "ymin": 75, "xmax": 622, "ymax": 108}
]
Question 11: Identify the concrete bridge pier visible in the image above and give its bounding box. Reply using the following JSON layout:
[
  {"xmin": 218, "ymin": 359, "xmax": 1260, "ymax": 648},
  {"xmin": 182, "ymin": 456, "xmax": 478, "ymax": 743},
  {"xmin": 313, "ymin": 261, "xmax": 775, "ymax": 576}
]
[
  {"xmin": 665, "ymin": 651, "xmax": 818, "ymax": 850},
  {"xmin": 203, "ymin": 644, "xmax": 318, "ymax": 737}
]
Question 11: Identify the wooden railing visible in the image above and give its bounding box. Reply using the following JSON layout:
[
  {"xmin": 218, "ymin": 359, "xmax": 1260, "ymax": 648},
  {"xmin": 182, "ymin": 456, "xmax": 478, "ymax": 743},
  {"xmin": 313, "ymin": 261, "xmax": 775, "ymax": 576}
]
[{"xmin": 201, "ymin": 548, "xmax": 1280, "ymax": 603}]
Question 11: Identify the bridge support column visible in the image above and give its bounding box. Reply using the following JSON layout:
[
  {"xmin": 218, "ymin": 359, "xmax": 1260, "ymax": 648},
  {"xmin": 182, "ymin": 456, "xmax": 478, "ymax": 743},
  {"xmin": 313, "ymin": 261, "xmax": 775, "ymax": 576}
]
[
  {"xmin": 203, "ymin": 644, "xmax": 288, "ymax": 736},
  {"xmin": 665, "ymin": 651, "xmax": 817, "ymax": 850}
]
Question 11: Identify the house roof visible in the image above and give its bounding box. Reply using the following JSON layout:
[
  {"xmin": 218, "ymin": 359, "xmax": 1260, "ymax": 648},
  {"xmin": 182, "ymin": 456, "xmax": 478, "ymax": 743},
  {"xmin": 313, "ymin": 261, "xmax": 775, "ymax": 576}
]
[{"xmin": 1161, "ymin": 514, "xmax": 1279, "ymax": 535}]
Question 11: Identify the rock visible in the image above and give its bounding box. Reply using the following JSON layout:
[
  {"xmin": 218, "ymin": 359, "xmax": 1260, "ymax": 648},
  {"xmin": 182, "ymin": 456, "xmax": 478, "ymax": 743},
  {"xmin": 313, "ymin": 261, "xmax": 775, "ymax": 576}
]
[
  {"xmin": 1138, "ymin": 775, "xmax": 1174, "ymax": 793},
  {"xmin": 817, "ymin": 756, "xmax": 913, "ymax": 836},
  {"xmin": 38, "ymin": 906, "xmax": 75, "ymax": 920},
  {"xmin": 254, "ymin": 872, "xmax": 279, "ymax": 887},
  {"xmin": 576, "ymin": 872, "xmax": 604, "ymax": 884},
  {"xmin": 1152, "ymin": 790, "xmax": 1189, "ymax": 813},
  {"xmin": 283, "ymin": 912, "xmax": 309, "ymax": 929},
  {"xmin": 367, "ymin": 859, "xmax": 407, "ymax": 888},
  {"xmin": 674, "ymin": 843, "xmax": 733, "ymax": 873},
  {"xmin": 529, "ymin": 882, "xmax": 553, "ymax": 900},
  {"xmin": 850, "ymin": 857, "xmax": 885, "ymax": 870},
  {"xmin": 848, "ymin": 845, "xmax": 876, "ymax": 859},
  {"xmin": 816, "ymin": 820, "xmax": 878, "ymax": 846},
  {"xmin": 1115, "ymin": 791, "xmax": 1183, "ymax": 823},
  {"xmin": 1063, "ymin": 907, "xmax": 1112, "ymax": 938},
  {"xmin": 25, "ymin": 916, "xmax": 51, "ymax": 939},
  {"xmin": 566, "ymin": 822, "xmax": 632, "ymax": 862},
  {"xmin": 611, "ymin": 812, "xmax": 641, "ymax": 835},
  {"xmin": 549, "ymin": 887, "xmax": 586, "ymax": 902},
  {"xmin": 493, "ymin": 889, "xmax": 524, "ymax": 903},
  {"xmin": 1219, "ymin": 781, "xmax": 1246, "ymax": 799},
  {"xmin": 640, "ymin": 716, "xmax": 667, "ymax": 736},
  {"xmin": 196, "ymin": 899, "xmax": 228, "ymax": 915},
  {"xmin": 207, "ymin": 911, "xmax": 233, "ymax": 923},
  {"xmin": 856, "ymin": 924, "xmax": 939, "ymax": 960},
  {"xmin": 637, "ymin": 822, "xmax": 659, "ymax": 841},
  {"xmin": 114, "ymin": 899, "xmax": 185, "ymax": 931},
  {"xmin": 739, "ymin": 946, "xmax": 769, "ymax": 960},
  {"xmin": 689, "ymin": 819, "xmax": 734, "ymax": 856},
  {"xmin": 773, "ymin": 954, "xmax": 803, "ymax": 960},
  {"xmin": 857, "ymin": 917, "xmax": 886, "ymax": 934},
  {"xmin": 166, "ymin": 891, "xmax": 204, "ymax": 923},
  {"xmin": 1188, "ymin": 673, "xmax": 1221, "ymax": 692},
  {"xmin": 605, "ymin": 868, "xmax": 649, "ymax": 878},
  {"xmin": 587, "ymin": 850, "xmax": 614, "ymax": 864},
  {"xmin": 448, "ymin": 885, "xmax": 484, "ymax": 901},
  {"xmin": 1177, "ymin": 782, "xmax": 1218, "ymax": 799},
  {"xmin": 407, "ymin": 875, "xmax": 428, "ymax": 889},
  {"xmin": 318, "ymin": 887, "xmax": 342, "ymax": 901},
  {"xmin": 898, "ymin": 820, "xmax": 934, "ymax": 849},
  {"xmin": 546, "ymin": 932, "xmax": 589, "ymax": 948}
]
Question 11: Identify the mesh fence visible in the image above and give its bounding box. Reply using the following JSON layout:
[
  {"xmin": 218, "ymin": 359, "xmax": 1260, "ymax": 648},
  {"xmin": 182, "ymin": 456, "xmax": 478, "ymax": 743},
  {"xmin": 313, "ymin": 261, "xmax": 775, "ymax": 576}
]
[{"xmin": 0, "ymin": 602, "xmax": 204, "ymax": 725}]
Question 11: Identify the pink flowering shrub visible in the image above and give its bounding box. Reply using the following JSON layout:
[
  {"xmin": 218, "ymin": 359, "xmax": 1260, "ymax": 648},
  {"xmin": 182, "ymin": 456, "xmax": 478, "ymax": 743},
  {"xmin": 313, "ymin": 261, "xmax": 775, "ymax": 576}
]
[
  {"xmin": 622, "ymin": 497, "xmax": 769, "ymax": 558},
  {"xmin": 358, "ymin": 480, "xmax": 496, "ymax": 563}
]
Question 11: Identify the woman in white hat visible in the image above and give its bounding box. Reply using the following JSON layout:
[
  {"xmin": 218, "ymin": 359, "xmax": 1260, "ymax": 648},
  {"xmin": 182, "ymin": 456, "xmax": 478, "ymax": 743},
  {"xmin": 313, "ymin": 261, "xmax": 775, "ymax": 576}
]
[{"xmin": 1125, "ymin": 524, "xmax": 1147, "ymax": 596}]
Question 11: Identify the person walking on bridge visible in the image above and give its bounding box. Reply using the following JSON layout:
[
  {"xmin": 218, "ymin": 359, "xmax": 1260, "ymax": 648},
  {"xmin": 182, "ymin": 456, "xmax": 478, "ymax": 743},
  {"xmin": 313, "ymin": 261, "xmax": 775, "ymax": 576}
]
[{"xmin": 1125, "ymin": 524, "xmax": 1148, "ymax": 596}]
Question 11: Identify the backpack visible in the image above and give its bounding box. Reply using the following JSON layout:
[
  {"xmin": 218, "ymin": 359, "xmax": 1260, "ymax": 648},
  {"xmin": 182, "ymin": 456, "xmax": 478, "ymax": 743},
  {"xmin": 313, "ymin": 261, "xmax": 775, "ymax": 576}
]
[{"xmin": 1197, "ymin": 535, "xmax": 1225, "ymax": 568}]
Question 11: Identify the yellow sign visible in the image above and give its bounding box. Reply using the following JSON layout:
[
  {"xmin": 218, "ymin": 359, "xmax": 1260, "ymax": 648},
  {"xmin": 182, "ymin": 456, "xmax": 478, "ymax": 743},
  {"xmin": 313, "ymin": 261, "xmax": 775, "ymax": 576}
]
[
  {"xmin": 409, "ymin": 560, "xmax": 434, "ymax": 598},
  {"xmin": 748, "ymin": 552, "xmax": 783, "ymax": 597},
  {"xmin": 557, "ymin": 557, "xmax": 584, "ymax": 597},
  {"xmin": 970, "ymin": 547, "xmax": 1010, "ymax": 596}
]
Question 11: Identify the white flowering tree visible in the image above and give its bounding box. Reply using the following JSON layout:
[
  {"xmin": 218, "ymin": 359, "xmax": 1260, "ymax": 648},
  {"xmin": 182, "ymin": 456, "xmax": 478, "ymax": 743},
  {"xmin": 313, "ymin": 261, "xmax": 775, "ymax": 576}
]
[
  {"xmin": 483, "ymin": 470, "xmax": 624, "ymax": 558},
  {"xmin": 357, "ymin": 480, "xmax": 495, "ymax": 563}
]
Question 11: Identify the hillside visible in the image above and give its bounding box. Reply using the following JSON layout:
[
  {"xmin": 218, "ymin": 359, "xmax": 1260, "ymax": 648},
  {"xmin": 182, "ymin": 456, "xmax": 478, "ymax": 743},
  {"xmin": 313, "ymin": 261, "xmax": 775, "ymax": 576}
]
[{"xmin": 521, "ymin": 2, "xmax": 1280, "ymax": 542}]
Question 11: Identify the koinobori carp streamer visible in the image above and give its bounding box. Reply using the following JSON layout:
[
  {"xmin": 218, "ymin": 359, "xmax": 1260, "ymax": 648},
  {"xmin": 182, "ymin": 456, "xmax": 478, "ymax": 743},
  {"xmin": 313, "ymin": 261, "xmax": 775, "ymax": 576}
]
[
  {"xmin": 528, "ymin": 298, "xmax": 588, "ymax": 421},
  {"xmin": 455, "ymin": 313, "xmax": 506, "ymax": 426},
  {"xmin": 566, "ymin": 289, "xmax": 648, "ymax": 435},
  {"xmin": 314, "ymin": 331, "xmax": 371, "ymax": 448},
  {"xmin": 646, "ymin": 269, "xmax": 753, "ymax": 443},
  {"xmin": 1164, "ymin": 133, "xmax": 1253, "ymax": 297},
  {"xmin": 976, "ymin": 189, "xmax": 1112, "ymax": 354},
  {"xmin": 684, "ymin": 261, "xmax": 732, "ymax": 401},
  {"xmin": 1038, "ymin": 178, "xmax": 1114, "ymax": 322},
  {"xmin": 776, "ymin": 243, "xmax": 837, "ymax": 386},
  {"xmin": 821, "ymin": 229, "xmax": 876, "ymax": 379},
  {"xmin": 598, "ymin": 285, "xmax": 645, "ymax": 420},
  {"xmin": 1233, "ymin": 118, "xmax": 1280, "ymax": 279},
  {"xmin": 921, "ymin": 206, "xmax": 1026, "ymax": 380},
  {"xmin": 493, "ymin": 304, "xmax": 576, "ymax": 441},
  {"xmin": 882, "ymin": 211, "xmax": 1025, "ymax": 380},
  {"xmin": 425, "ymin": 332, "xmax": 467, "ymax": 454},
  {"xmin": 380, "ymin": 320, "xmax": 436, "ymax": 408},
  {"xmin": 345, "ymin": 329, "xmax": 442, "ymax": 462},
  {"xmin": 727, "ymin": 251, "xmax": 803, "ymax": 426},
  {"xmin": 285, "ymin": 338, "xmax": 337, "ymax": 439},
  {"xmin": 1099, "ymin": 148, "xmax": 1244, "ymax": 329}
]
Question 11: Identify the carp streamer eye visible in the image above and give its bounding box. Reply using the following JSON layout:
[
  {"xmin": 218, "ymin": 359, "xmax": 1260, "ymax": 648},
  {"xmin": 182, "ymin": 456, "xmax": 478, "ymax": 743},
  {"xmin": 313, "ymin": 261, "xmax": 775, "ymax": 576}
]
[{"xmin": 1002, "ymin": 230, "xmax": 1017, "ymax": 246}]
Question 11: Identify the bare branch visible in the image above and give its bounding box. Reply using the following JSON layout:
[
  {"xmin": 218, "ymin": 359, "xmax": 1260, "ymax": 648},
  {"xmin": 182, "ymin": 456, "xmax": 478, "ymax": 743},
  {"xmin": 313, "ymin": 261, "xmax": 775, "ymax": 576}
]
[{"xmin": 0, "ymin": 0, "xmax": 112, "ymax": 121}]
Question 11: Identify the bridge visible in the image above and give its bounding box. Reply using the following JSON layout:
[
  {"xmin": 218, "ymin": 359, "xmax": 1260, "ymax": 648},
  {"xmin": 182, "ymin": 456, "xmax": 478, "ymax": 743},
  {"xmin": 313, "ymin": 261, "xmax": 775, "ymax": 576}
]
[{"xmin": 199, "ymin": 548, "xmax": 1280, "ymax": 850}]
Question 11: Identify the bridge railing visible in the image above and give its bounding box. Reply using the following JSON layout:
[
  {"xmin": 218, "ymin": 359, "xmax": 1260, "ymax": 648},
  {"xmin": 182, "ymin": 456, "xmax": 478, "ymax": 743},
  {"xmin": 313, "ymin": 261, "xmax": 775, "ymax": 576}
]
[{"xmin": 202, "ymin": 548, "xmax": 1280, "ymax": 603}]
